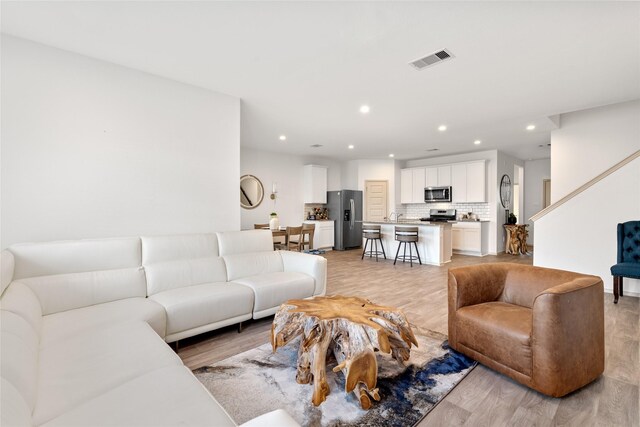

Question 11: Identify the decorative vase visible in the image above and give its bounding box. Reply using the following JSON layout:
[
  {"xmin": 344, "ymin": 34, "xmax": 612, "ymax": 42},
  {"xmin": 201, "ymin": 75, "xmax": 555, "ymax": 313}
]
[{"xmin": 269, "ymin": 215, "xmax": 279, "ymax": 231}]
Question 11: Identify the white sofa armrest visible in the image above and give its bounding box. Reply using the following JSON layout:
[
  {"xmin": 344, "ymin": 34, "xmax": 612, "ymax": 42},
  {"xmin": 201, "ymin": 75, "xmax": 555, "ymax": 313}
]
[
  {"xmin": 239, "ymin": 409, "xmax": 300, "ymax": 427},
  {"xmin": 278, "ymin": 251, "xmax": 327, "ymax": 296}
]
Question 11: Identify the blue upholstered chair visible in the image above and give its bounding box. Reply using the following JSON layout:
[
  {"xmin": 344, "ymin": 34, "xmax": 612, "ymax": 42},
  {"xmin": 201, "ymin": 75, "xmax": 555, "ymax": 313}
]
[{"xmin": 611, "ymin": 220, "xmax": 640, "ymax": 303}]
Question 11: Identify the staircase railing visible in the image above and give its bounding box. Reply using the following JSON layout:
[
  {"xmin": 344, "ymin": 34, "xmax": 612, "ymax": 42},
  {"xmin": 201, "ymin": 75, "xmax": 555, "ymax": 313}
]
[{"xmin": 530, "ymin": 149, "xmax": 640, "ymax": 222}]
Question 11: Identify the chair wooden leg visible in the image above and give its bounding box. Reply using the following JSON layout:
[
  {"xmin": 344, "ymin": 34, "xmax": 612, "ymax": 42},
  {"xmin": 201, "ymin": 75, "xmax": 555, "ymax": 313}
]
[
  {"xmin": 409, "ymin": 242, "xmax": 413, "ymax": 267},
  {"xmin": 613, "ymin": 276, "xmax": 620, "ymax": 304},
  {"xmin": 403, "ymin": 242, "xmax": 407, "ymax": 264},
  {"xmin": 620, "ymin": 276, "xmax": 624, "ymax": 296}
]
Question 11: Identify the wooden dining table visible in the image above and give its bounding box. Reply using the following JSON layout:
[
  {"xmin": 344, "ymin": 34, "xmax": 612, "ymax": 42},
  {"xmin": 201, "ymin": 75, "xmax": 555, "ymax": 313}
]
[{"xmin": 259, "ymin": 227, "xmax": 313, "ymax": 249}]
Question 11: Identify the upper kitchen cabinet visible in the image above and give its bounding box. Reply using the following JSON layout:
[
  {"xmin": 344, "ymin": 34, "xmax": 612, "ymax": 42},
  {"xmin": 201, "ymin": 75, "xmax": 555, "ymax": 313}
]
[
  {"xmin": 400, "ymin": 168, "xmax": 414, "ymax": 203},
  {"xmin": 401, "ymin": 167, "xmax": 428, "ymax": 204},
  {"xmin": 451, "ymin": 160, "xmax": 486, "ymax": 203},
  {"xmin": 303, "ymin": 165, "xmax": 328, "ymax": 204},
  {"xmin": 425, "ymin": 167, "xmax": 438, "ymax": 187},
  {"xmin": 437, "ymin": 166, "xmax": 452, "ymax": 186},
  {"xmin": 412, "ymin": 168, "xmax": 426, "ymax": 203}
]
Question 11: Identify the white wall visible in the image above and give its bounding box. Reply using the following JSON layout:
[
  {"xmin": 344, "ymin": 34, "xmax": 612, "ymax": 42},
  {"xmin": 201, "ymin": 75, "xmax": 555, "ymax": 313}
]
[
  {"xmin": 240, "ymin": 148, "xmax": 341, "ymax": 230},
  {"xmin": 1, "ymin": 36, "xmax": 241, "ymax": 248},
  {"xmin": 534, "ymin": 157, "xmax": 640, "ymax": 296},
  {"xmin": 551, "ymin": 100, "xmax": 640, "ymax": 202},
  {"xmin": 524, "ymin": 158, "xmax": 550, "ymax": 245},
  {"xmin": 340, "ymin": 159, "xmax": 400, "ymax": 219}
]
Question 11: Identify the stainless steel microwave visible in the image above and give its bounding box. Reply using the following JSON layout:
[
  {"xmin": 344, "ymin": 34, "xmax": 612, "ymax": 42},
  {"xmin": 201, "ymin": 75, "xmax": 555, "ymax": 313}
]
[{"xmin": 425, "ymin": 186, "xmax": 452, "ymax": 203}]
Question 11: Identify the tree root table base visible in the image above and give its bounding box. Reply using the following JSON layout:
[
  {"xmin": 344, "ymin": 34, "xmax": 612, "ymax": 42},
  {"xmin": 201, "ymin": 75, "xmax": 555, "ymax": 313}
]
[{"xmin": 270, "ymin": 295, "xmax": 418, "ymax": 409}]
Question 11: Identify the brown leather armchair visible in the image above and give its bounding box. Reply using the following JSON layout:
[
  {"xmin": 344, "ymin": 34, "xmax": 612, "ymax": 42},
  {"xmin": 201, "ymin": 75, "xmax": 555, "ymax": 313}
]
[{"xmin": 448, "ymin": 263, "xmax": 604, "ymax": 397}]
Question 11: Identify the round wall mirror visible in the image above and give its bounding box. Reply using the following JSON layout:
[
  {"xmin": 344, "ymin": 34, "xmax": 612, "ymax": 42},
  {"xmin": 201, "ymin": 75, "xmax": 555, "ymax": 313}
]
[
  {"xmin": 240, "ymin": 174, "xmax": 264, "ymax": 209},
  {"xmin": 500, "ymin": 174, "xmax": 512, "ymax": 208}
]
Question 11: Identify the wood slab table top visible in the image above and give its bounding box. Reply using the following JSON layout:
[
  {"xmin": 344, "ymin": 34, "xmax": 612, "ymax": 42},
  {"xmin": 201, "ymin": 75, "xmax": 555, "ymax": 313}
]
[{"xmin": 271, "ymin": 295, "xmax": 417, "ymax": 409}]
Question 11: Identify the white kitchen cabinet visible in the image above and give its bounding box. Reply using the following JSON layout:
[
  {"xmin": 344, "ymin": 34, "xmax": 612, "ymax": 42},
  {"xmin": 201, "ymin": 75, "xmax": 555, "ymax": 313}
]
[
  {"xmin": 411, "ymin": 168, "xmax": 426, "ymax": 203},
  {"xmin": 451, "ymin": 163, "xmax": 467, "ymax": 203},
  {"xmin": 466, "ymin": 161, "xmax": 486, "ymax": 202},
  {"xmin": 400, "ymin": 169, "xmax": 413, "ymax": 204},
  {"xmin": 303, "ymin": 165, "xmax": 328, "ymax": 204},
  {"xmin": 437, "ymin": 166, "xmax": 451, "ymax": 186},
  {"xmin": 425, "ymin": 167, "xmax": 439, "ymax": 187},
  {"xmin": 303, "ymin": 220, "xmax": 334, "ymax": 250},
  {"xmin": 450, "ymin": 161, "xmax": 486, "ymax": 203},
  {"xmin": 452, "ymin": 221, "xmax": 489, "ymax": 256}
]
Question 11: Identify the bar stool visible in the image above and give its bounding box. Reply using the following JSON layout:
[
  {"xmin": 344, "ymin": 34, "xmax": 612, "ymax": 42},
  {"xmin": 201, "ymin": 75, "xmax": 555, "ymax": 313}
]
[
  {"xmin": 361, "ymin": 224, "xmax": 386, "ymax": 261},
  {"xmin": 394, "ymin": 226, "xmax": 422, "ymax": 267}
]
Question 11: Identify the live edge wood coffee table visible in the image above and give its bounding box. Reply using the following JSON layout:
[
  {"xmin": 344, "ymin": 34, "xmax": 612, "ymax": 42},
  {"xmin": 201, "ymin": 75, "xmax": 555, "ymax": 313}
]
[{"xmin": 271, "ymin": 295, "xmax": 417, "ymax": 409}]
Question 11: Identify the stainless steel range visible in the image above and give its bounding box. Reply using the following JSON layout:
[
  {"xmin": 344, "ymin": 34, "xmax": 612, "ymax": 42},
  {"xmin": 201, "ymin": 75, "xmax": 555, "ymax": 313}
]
[{"xmin": 421, "ymin": 209, "xmax": 456, "ymax": 223}]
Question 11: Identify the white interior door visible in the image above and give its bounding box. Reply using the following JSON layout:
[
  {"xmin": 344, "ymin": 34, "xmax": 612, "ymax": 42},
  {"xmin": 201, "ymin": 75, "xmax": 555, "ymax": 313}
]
[{"xmin": 365, "ymin": 180, "xmax": 388, "ymax": 221}]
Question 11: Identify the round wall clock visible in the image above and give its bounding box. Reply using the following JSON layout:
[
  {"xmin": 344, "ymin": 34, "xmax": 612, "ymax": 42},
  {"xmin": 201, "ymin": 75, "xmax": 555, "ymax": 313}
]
[{"xmin": 500, "ymin": 174, "xmax": 512, "ymax": 208}]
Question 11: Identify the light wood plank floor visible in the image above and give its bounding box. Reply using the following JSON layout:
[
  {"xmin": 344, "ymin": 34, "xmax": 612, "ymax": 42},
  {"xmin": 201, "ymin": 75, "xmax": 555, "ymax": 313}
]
[{"xmin": 178, "ymin": 250, "xmax": 639, "ymax": 426}]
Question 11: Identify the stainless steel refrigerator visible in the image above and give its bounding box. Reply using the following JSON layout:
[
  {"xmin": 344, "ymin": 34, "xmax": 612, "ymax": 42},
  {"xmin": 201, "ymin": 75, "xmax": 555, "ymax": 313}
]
[{"xmin": 327, "ymin": 190, "xmax": 362, "ymax": 250}]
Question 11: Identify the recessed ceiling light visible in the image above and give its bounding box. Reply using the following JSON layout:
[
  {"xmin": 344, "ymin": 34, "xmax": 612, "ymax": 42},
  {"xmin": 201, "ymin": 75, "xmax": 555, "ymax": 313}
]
[
  {"xmin": 474, "ymin": 140, "xmax": 482, "ymax": 145},
  {"xmin": 388, "ymin": 154, "xmax": 395, "ymax": 158},
  {"xmin": 359, "ymin": 105, "xmax": 370, "ymax": 114},
  {"xmin": 279, "ymin": 135, "xmax": 287, "ymax": 141},
  {"xmin": 438, "ymin": 125, "xmax": 447, "ymax": 132},
  {"xmin": 348, "ymin": 145, "xmax": 354, "ymax": 149},
  {"xmin": 526, "ymin": 125, "xmax": 536, "ymax": 131}
]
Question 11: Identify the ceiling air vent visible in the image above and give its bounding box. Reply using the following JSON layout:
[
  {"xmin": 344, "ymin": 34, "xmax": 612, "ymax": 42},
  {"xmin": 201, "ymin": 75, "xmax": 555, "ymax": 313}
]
[
  {"xmin": 310, "ymin": 144, "xmax": 323, "ymax": 148},
  {"xmin": 409, "ymin": 49, "xmax": 454, "ymax": 71}
]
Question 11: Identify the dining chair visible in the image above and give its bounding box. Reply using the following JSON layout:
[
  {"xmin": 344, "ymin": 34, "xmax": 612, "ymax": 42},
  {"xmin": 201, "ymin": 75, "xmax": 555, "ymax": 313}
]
[
  {"xmin": 284, "ymin": 226, "xmax": 304, "ymax": 251},
  {"xmin": 289, "ymin": 223, "xmax": 315, "ymax": 251}
]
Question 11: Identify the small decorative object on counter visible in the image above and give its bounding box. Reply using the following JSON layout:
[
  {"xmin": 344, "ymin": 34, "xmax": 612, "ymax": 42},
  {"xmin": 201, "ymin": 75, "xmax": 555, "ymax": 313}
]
[
  {"xmin": 508, "ymin": 213, "xmax": 517, "ymax": 224},
  {"xmin": 269, "ymin": 212, "xmax": 280, "ymax": 231}
]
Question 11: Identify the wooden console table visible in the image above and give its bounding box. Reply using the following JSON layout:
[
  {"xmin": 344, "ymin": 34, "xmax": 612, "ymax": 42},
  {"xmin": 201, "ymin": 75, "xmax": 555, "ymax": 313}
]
[{"xmin": 504, "ymin": 224, "xmax": 529, "ymax": 255}]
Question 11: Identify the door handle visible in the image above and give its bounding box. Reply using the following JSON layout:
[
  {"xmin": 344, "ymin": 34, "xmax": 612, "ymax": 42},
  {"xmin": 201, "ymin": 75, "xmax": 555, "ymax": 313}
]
[{"xmin": 350, "ymin": 199, "xmax": 355, "ymax": 229}]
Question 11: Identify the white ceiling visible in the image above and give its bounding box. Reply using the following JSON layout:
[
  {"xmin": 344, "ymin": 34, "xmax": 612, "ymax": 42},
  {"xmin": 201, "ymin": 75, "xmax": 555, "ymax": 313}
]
[{"xmin": 2, "ymin": 1, "xmax": 639, "ymax": 162}]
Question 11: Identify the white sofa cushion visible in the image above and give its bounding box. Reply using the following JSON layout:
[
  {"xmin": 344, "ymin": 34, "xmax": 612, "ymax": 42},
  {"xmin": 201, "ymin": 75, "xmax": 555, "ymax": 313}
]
[
  {"xmin": 1, "ymin": 378, "xmax": 33, "ymax": 427},
  {"xmin": 142, "ymin": 234, "xmax": 228, "ymax": 296},
  {"xmin": 232, "ymin": 272, "xmax": 315, "ymax": 319},
  {"xmin": 0, "ymin": 281, "xmax": 42, "ymax": 335},
  {"xmin": 141, "ymin": 234, "xmax": 220, "ymax": 263},
  {"xmin": 223, "ymin": 251, "xmax": 284, "ymax": 282},
  {"xmin": 41, "ymin": 366, "xmax": 236, "ymax": 427},
  {"xmin": 1, "ymin": 311, "xmax": 39, "ymax": 412},
  {"xmin": 217, "ymin": 230, "xmax": 274, "ymax": 256},
  {"xmin": 18, "ymin": 268, "xmax": 147, "ymax": 315},
  {"xmin": 33, "ymin": 321, "xmax": 182, "ymax": 425},
  {"xmin": 40, "ymin": 297, "xmax": 167, "ymax": 346},
  {"xmin": 150, "ymin": 282, "xmax": 254, "ymax": 338},
  {"xmin": 240, "ymin": 409, "xmax": 300, "ymax": 427},
  {"xmin": 1, "ymin": 250, "xmax": 14, "ymax": 295},
  {"xmin": 10, "ymin": 237, "xmax": 141, "ymax": 280},
  {"xmin": 279, "ymin": 251, "xmax": 327, "ymax": 296}
]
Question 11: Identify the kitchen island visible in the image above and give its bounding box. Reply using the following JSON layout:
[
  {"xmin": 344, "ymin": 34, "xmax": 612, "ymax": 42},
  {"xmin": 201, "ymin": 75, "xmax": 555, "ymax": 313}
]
[{"xmin": 364, "ymin": 221, "xmax": 453, "ymax": 266}]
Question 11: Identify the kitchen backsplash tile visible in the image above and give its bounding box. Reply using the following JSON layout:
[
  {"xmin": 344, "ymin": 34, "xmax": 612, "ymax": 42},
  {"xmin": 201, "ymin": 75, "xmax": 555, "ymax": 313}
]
[{"xmin": 395, "ymin": 203, "xmax": 491, "ymax": 220}]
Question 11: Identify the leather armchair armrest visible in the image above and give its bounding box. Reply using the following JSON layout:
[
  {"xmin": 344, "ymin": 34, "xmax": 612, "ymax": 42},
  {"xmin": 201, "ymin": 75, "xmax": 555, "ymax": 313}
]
[
  {"xmin": 531, "ymin": 276, "xmax": 604, "ymax": 397},
  {"xmin": 448, "ymin": 264, "xmax": 509, "ymax": 311},
  {"xmin": 448, "ymin": 263, "xmax": 508, "ymax": 349}
]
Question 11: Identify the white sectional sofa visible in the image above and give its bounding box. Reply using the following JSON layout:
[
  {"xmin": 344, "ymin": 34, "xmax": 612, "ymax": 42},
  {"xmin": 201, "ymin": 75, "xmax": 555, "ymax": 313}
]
[{"xmin": 1, "ymin": 230, "xmax": 325, "ymax": 426}]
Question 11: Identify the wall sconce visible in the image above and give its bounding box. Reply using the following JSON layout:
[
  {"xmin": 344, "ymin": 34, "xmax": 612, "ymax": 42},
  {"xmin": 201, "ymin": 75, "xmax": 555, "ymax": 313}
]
[{"xmin": 270, "ymin": 182, "xmax": 278, "ymax": 200}]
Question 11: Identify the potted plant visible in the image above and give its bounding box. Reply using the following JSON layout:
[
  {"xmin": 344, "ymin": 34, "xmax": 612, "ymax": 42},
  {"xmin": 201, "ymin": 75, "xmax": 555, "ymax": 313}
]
[{"xmin": 269, "ymin": 212, "xmax": 280, "ymax": 230}]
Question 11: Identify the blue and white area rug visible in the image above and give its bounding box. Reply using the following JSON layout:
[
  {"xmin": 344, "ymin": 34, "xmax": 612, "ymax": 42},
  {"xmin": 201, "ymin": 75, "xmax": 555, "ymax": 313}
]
[{"xmin": 194, "ymin": 329, "xmax": 475, "ymax": 427}]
